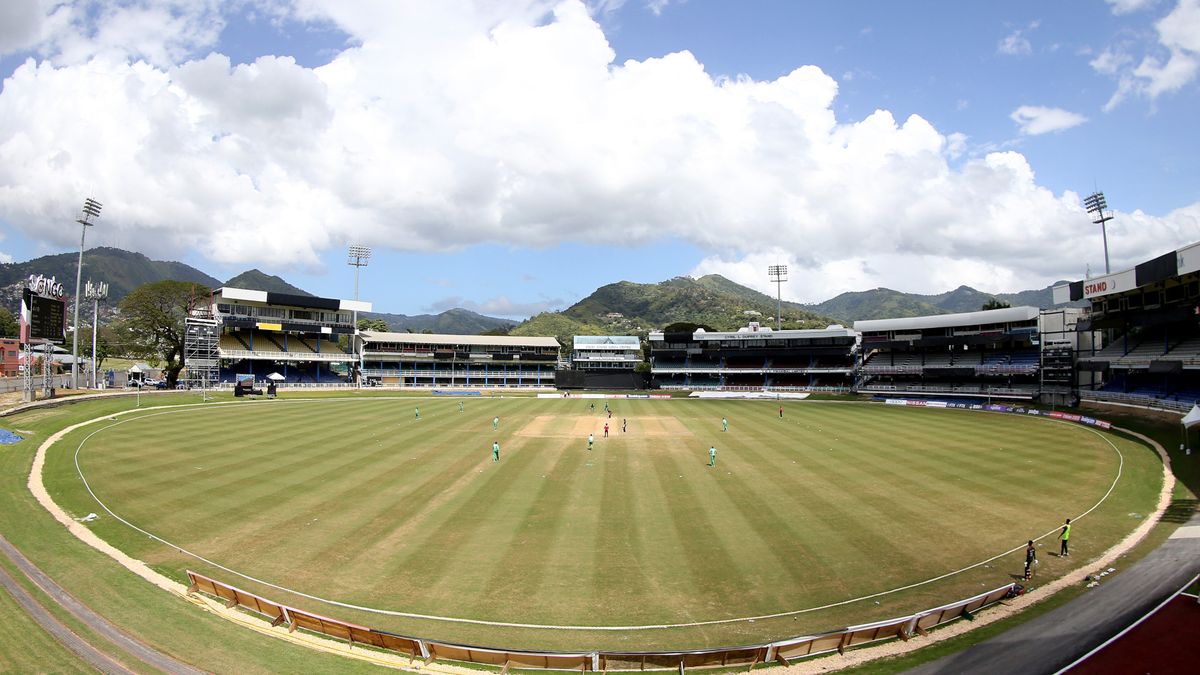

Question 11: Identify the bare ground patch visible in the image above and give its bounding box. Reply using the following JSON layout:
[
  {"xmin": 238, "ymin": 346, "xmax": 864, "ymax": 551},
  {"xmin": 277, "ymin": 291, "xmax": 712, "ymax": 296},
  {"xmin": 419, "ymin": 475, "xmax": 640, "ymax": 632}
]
[{"xmin": 516, "ymin": 415, "xmax": 693, "ymax": 439}]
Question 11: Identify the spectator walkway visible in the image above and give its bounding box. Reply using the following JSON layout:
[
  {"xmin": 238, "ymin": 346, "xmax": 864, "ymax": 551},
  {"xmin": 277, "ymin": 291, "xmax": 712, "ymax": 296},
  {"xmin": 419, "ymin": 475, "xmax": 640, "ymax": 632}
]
[{"xmin": 908, "ymin": 513, "xmax": 1200, "ymax": 675}]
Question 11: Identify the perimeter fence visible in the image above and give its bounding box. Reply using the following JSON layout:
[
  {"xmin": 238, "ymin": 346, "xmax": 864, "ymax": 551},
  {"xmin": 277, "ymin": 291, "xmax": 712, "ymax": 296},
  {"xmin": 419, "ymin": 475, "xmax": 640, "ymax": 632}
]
[{"xmin": 186, "ymin": 570, "xmax": 1014, "ymax": 671}]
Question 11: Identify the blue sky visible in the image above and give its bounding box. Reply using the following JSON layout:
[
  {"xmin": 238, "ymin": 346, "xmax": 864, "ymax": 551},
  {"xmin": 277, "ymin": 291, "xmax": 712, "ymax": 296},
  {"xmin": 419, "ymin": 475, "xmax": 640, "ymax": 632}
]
[{"xmin": 0, "ymin": 0, "xmax": 1197, "ymax": 317}]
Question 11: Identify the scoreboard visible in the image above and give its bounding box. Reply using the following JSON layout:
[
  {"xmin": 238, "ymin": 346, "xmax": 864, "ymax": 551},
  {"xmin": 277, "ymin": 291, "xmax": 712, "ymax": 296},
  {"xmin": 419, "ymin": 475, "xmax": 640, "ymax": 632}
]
[{"xmin": 21, "ymin": 287, "xmax": 67, "ymax": 344}]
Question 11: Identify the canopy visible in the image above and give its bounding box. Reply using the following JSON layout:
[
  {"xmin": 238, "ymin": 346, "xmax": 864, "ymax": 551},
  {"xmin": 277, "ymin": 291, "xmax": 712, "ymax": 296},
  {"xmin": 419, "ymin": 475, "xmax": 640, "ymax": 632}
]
[
  {"xmin": 128, "ymin": 363, "xmax": 152, "ymax": 373},
  {"xmin": 1182, "ymin": 404, "xmax": 1200, "ymax": 429},
  {"xmin": 266, "ymin": 372, "xmax": 286, "ymax": 381}
]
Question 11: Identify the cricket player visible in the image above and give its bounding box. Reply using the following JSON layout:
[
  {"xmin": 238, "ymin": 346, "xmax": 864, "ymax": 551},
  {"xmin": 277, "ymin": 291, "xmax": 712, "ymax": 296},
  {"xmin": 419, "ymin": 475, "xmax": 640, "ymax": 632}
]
[
  {"xmin": 709, "ymin": 445, "xmax": 717, "ymax": 467},
  {"xmin": 722, "ymin": 417, "xmax": 728, "ymax": 432},
  {"xmin": 415, "ymin": 406, "xmax": 420, "ymax": 420},
  {"xmin": 493, "ymin": 416, "xmax": 500, "ymax": 430},
  {"xmin": 588, "ymin": 433, "xmax": 594, "ymax": 450},
  {"xmin": 492, "ymin": 441, "xmax": 500, "ymax": 462},
  {"xmin": 459, "ymin": 400, "xmax": 464, "ymax": 413}
]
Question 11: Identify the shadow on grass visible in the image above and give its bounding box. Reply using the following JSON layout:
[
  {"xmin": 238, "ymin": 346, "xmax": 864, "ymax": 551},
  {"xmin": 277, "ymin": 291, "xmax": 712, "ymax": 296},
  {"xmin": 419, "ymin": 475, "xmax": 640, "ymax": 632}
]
[{"xmin": 1159, "ymin": 498, "xmax": 1199, "ymax": 524}]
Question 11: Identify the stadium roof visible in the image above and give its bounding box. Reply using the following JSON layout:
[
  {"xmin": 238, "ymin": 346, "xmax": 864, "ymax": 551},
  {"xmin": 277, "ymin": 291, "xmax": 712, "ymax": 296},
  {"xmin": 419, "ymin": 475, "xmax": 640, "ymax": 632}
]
[
  {"xmin": 648, "ymin": 325, "xmax": 856, "ymax": 341},
  {"xmin": 1052, "ymin": 239, "xmax": 1200, "ymax": 304},
  {"xmin": 361, "ymin": 331, "xmax": 560, "ymax": 348},
  {"xmin": 214, "ymin": 287, "xmax": 371, "ymax": 313},
  {"xmin": 573, "ymin": 335, "xmax": 640, "ymax": 349},
  {"xmin": 854, "ymin": 306, "xmax": 1040, "ymax": 333}
]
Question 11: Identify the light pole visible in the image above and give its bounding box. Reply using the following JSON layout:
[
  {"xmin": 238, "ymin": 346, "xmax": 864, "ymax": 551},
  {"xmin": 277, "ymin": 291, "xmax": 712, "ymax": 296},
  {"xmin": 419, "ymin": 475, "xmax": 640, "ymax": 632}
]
[
  {"xmin": 1083, "ymin": 192, "xmax": 1113, "ymax": 274},
  {"xmin": 768, "ymin": 264, "xmax": 788, "ymax": 331},
  {"xmin": 86, "ymin": 279, "xmax": 109, "ymax": 388},
  {"xmin": 72, "ymin": 198, "xmax": 102, "ymax": 389},
  {"xmin": 347, "ymin": 244, "xmax": 371, "ymax": 386}
]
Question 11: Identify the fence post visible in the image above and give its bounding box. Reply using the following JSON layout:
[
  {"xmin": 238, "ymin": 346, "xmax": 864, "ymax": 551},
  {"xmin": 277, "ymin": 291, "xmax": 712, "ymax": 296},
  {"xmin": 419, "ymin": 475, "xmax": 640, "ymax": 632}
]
[
  {"xmin": 764, "ymin": 645, "xmax": 776, "ymax": 662},
  {"xmin": 417, "ymin": 639, "xmax": 431, "ymax": 659},
  {"xmin": 591, "ymin": 653, "xmax": 600, "ymax": 671}
]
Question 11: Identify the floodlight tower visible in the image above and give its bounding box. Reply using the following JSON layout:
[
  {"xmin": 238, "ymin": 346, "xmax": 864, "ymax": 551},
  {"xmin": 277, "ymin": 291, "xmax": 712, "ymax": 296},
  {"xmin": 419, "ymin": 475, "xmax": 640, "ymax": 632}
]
[
  {"xmin": 768, "ymin": 264, "xmax": 788, "ymax": 331},
  {"xmin": 347, "ymin": 244, "xmax": 371, "ymax": 386},
  {"xmin": 1083, "ymin": 192, "xmax": 1113, "ymax": 274},
  {"xmin": 72, "ymin": 198, "xmax": 102, "ymax": 389},
  {"xmin": 347, "ymin": 244, "xmax": 371, "ymax": 326},
  {"xmin": 85, "ymin": 280, "xmax": 108, "ymax": 389}
]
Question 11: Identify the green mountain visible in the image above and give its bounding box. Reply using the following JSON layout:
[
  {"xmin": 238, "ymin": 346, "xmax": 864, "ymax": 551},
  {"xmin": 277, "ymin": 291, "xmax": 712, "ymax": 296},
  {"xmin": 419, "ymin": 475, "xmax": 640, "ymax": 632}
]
[
  {"xmin": 224, "ymin": 269, "xmax": 312, "ymax": 295},
  {"xmin": 1, "ymin": 247, "xmax": 517, "ymax": 335},
  {"xmin": 0, "ymin": 246, "xmax": 220, "ymax": 313},
  {"xmin": 366, "ymin": 308, "xmax": 518, "ymax": 335},
  {"xmin": 808, "ymin": 282, "xmax": 1078, "ymax": 322},
  {"xmin": 563, "ymin": 276, "xmax": 835, "ymax": 330},
  {"xmin": 510, "ymin": 275, "xmax": 841, "ymax": 354}
]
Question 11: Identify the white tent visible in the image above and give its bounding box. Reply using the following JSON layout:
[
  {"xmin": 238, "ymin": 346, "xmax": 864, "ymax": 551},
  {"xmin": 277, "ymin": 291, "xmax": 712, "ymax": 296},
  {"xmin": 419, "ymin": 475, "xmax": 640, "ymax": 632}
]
[
  {"xmin": 1182, "ymin": 404, "xmax": 1200, "ymax": 429},
  {"xmin": 266, "ymin": 372, "xmax": 286, "ymax": 381}
]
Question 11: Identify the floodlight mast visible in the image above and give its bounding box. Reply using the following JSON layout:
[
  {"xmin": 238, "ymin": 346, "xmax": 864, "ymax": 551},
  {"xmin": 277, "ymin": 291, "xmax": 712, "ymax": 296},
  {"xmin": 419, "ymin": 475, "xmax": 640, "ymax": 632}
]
[
  {"xmin": 72, "ymin": 198, "xmax": 102, "ymax": 389},
  {"xmin": 1084, "ymin": 191, "xmax": 1113, "ymax": 275},
  {"xmin": 86, "ymin": 280, "xmax": 109, "ymax": 389},
  {"xmin": 768, "ymin": 265, "xmax": 788, "ymax": 331},
  {"xmin": 347, "ymin": 244, "xmax": 371, "ymax": 386}
]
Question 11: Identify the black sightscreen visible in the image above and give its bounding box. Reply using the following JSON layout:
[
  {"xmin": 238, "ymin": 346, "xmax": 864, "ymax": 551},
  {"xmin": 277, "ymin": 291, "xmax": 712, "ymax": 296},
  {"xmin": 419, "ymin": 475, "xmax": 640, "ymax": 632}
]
[
  {"xmin": 265, "ymin": 292, "xmax": 341, "ymax": 311},
  {"xmin": 1135, "ymin": 251, "xmax": 1178, "ymax": 287}
]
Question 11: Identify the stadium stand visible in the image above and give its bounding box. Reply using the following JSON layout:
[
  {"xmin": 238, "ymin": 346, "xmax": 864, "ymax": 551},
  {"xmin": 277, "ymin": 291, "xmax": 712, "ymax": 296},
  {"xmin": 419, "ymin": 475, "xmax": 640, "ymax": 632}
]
[
  {"xmin": 358, "ymin": 332, "xmax": 560, "ymax": 388},
  {"xmin": 853, "ymin": 306, "xmax": 1086, "ymax": 401},
  {"xmin": 208, "ymin": 287, "xmax": 367, "ymax": 386},
  {"xmin": 564, "ymin": 336, "xmax": 644, "ymax": 389},
  {"xmin": 646, "ymin": 322, "xmax": 857, "ymax": 392},
  {"xmin": 1055, "ymin": 239, "xmax": 1200, "ymax": 412}
]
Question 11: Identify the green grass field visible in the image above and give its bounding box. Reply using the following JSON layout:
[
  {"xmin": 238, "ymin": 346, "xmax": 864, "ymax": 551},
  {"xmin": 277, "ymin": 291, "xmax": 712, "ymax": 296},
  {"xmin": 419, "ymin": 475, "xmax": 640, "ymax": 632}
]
[{"xmin": 42, "ymin": 395, "xmax": 1162, "ymax": 651}]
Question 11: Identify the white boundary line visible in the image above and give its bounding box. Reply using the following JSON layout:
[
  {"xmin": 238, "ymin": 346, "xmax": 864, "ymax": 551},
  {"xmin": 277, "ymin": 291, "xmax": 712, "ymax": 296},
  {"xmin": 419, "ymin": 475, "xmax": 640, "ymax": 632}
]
[
  {"xmin": 65, "ymin": 397, "xmax": 1132, "ymax": 631},
  {"xmin": 1052, "ymin": 572, "xmax": 1200, "ymax": 674}
]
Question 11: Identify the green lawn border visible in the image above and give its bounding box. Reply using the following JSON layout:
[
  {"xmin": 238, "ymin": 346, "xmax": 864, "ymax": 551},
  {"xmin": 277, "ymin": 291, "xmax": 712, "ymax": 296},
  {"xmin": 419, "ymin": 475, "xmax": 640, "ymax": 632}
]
[{"xmin": 1, "ymin": 390, "xmax": 1191, "ymax": 672}]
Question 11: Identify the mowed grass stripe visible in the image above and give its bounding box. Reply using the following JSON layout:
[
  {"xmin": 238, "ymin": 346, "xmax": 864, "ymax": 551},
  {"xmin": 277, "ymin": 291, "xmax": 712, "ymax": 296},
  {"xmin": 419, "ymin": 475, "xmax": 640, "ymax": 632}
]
[
  {"xmin": 86, "ymin": 401, "xmax": 359, "ymax": 479},
  {"xmin": 587, "ymin": 437, "xmax": 653, "ymax": 618},
  {"xmin": 315, "ymin": 437, "xmax": 517, "ymax": 581},
  {"xmin": 67, "ymin": 398, "xmax": 1140, "ymax": 635},
  {"xmin": 478, "ymin": 440, "xmax": 589, "ymax": 610},
  {"xmin": 370, "ymin": 436, "xmax": 549, "ymax": 612},
  {"xmin": 646, "ymin": 446, "xmax": 746, "ymax": 620},
  {"xmin": 473, "ymin": 435, "xmax": 608, "ymax": 623}
]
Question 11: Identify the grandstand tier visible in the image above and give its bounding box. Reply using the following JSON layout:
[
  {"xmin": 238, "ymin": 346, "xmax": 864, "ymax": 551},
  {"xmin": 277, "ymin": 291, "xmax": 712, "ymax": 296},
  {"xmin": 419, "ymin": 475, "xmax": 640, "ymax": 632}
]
[
  {"xmin": 1055, "ymin": 239, "xmax": 1200, "ymax": 411},
  {"xmin": 205, "ymin": 287, "xmax": 369, "ymax": 385},
  {"xmin": 854, "ymin": 306, "xmax": 1092, "ymax": 401},
  {"xmin": 358, "ymin": 331, "xmax": 560, "ymax": 388},
  {"xmin": 646, "ymin": 323, "xmax": 858, "ymax": 391}
]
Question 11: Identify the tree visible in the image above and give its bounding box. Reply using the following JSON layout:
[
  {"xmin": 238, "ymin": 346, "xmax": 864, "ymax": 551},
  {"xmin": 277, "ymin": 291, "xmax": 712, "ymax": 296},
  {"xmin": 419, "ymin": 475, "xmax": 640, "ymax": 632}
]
[
  {"xmin": 981, "ymin": 298, "xmax": 1012, "ymax": 311},
  {"xmin": 76, "ymin": 325, "xmax": 113, "ymax": 373},
  {"xmin": 115, "ymin": 281, "xmax": 208, "ymax": 387},
  {"xmin": 356, "ymin": 317, "xmax": 390, "ymax": 332},
  {"xmin": 0, "ymin": 308, "xmax": 17, "ymax": 338}
]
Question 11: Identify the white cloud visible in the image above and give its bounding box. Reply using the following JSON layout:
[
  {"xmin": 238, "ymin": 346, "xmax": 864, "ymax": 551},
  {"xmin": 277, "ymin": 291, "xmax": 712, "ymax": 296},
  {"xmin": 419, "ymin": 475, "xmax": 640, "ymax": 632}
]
[
  {"xmin": 997, "ymin": 31, "xmax": 1032, "ymax": 56},
  {"xmin": 0, "ymin": 0, "xmax": 1195, "ymax": 299},
  {"xmin": 1106, "ymin": 0, "xmax": 1157, "ymax": 14},
  {"xmin": 998, "ymin": 20, "xmax": 1041, "ymax": 57},
  {"xmin": 1097, "ymin": 0, "xmax": 1200, "ymax": 109},
  {"xmin": 0, "ymin": 0, "xmax": 44, "ymax": 54},
  {"xmin": 1009, "ymin": 106, "xmax": 1088, "ymax": 135},
  {"xmin": 645, "ymin": 0, "xmax": 681, "ymax": 16}
]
